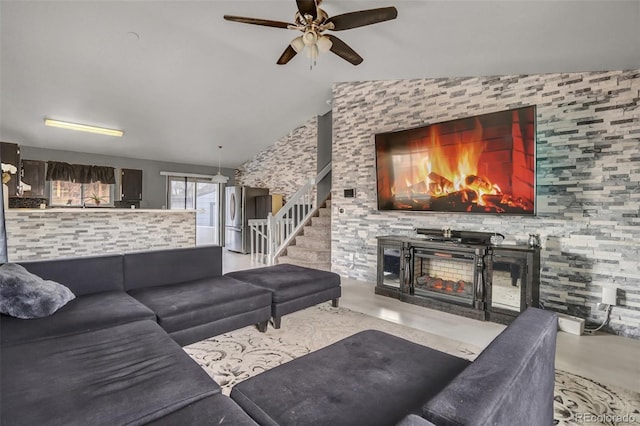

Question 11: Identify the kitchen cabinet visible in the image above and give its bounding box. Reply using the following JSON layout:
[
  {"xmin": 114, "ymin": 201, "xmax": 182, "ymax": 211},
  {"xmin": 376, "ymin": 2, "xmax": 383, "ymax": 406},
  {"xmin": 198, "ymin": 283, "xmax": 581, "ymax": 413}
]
[
  {"xmin": 121, "ymin": 168, "xmax": 143, "ymax": 201},
  {"xmin": 20, "ymin": 160, "xmax": 46, "ymax": 197},
  {"xmin": 1, "ymin": 142, "xmax": 20, "ymax": 196}
]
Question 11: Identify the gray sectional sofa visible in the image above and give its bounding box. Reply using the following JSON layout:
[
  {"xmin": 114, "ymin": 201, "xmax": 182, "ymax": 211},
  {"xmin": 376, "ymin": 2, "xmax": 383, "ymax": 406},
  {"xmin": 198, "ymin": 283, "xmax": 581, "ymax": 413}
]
[
  {"xmin": 0, "ymin": 245, "xmax": 557, "ymax": 425},
  {"xmin": 1, "ymin": 245, "xmax": 268, "ymax": 425}
]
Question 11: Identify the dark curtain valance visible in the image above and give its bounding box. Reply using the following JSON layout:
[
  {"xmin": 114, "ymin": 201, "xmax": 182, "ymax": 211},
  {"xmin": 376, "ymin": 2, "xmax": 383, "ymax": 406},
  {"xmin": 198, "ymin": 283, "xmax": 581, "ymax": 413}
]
[{"xmin": 46, "ymin": 161, "xmax": 116, "ymax": 184}]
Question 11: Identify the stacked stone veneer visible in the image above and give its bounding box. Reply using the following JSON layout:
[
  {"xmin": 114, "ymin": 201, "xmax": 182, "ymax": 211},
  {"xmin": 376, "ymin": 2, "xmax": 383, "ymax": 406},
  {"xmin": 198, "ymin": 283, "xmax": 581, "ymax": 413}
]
[
  {"xmin": 235, "ymin": 117, "xmax": 318, "ymax": 201},
  {"xmin": 331, "ymin": 70, "xmax": 640, "ymax": 338},
  {"xmin": 5, "ymin": 210, "xmax": 196, "ymax": 261}
]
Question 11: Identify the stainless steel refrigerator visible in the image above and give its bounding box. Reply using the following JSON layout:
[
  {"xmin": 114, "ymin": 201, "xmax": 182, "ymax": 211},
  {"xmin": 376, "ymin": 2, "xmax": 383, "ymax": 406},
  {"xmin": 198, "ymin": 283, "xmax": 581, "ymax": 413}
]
[{"xmin": 224, "ymin": 186, "xmax": 269, "ymax": 253}]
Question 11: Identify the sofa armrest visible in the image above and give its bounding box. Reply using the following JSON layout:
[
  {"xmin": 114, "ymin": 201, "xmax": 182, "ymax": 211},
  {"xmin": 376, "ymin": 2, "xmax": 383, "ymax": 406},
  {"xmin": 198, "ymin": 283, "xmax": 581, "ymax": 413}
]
[{"xmin": 423, "ymin": 308, "xmax": 557, "ymax": 426}]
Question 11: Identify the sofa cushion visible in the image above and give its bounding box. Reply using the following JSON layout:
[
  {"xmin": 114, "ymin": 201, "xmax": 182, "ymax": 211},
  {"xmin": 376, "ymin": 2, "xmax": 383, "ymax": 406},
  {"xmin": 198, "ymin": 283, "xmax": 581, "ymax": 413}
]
[
  {"xmin": 0, "ymin": 320, "xmax": 220, "ymax": 426},
  {"xmin": 123, "ymin": 245, "xmax": 222, "ymax": 291},
  {"xmin": 128, "ymin": 276, "xmax": 272, "ymax": 334},
  {"xmin": 0, "ymin": 291, "xmax": 156, "ymax": 346},
  {"xmin": 230, "ymin": 329, "xmax": 470, "ymax": 426},
  {"xmin": 0, "ymin": 263, "xmax": 75, "ymax": 319},
  {"xmin": 396, "ymin": 414, "xmax": 437, "ymax": 426},
  {"xmin": 18, "ymin": 254, "xmax": 125, "ymax": 296},
  {"xmin": 422, "ymin": 307, "xmax": 557, "ymax": 426},
  {"xmin": 225, "ymin": 263, "xmax": 340, "ymax": 303},
  {"xmin": 145, "ymin": 394, "xmax": 258, "ymax": 426}
]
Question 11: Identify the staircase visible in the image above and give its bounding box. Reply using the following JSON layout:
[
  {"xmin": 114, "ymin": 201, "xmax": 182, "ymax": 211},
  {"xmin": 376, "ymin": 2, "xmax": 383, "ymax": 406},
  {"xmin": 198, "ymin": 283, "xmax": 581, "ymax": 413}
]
[
  {"xmin": 277, "ymin": 199, "xmax": 331, "ymax": 271},
  {"xmin": 247, "ymin": 162, "xmax": 332, "ymax": 268}
]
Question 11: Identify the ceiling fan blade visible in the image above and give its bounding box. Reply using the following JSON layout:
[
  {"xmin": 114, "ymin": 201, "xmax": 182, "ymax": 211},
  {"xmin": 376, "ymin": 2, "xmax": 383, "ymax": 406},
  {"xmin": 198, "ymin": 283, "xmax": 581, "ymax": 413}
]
[
  {"xmin": 296, "ymin": 0, "xmax": 318, "ymax": 20},
  {"xmin": 326, "ymin": 7, "xmax": 398, "ymax": 31},
  {"xmin": 326, "ymin": 35, "xmax": 363, "ymax": 65},
  {"xmin": 223, "ymin": 15, "xmax": 292, "ymax": 29},
  {"xmin": 277, "ymin": 45, "xmax": 298, "ymax": 65}
]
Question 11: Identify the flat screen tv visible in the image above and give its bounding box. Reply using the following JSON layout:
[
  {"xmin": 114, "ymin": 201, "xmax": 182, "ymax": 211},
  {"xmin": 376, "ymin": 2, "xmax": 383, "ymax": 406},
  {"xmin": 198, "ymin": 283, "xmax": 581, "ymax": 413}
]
[{"xmin": 375, "ymin": 106, "xmax": 536, "ymax": 215}]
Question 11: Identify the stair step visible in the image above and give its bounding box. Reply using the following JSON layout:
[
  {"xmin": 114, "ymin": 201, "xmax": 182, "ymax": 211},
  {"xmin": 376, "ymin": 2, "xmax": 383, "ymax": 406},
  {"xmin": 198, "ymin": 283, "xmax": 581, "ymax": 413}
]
[
  {"xmin": 277, "ymin": 256, "xmax": 331, "ymax": 272},
  {"xmin": 311, "ymin": 216, "xmax": 330, "ymax": 227},
  {"xmin": 324, "ymin": 199, "xmax": 331, "ymax": 209},
  {"xmin": 303, "ymin": 225, "xmax": 330, "ymax": 238},
  {"xmin": 286, "ymin": 246, "xmax": 331, "ymax": 262},
  {"xmin": 318, "ymin": 207, "xmax": 331, "ymax": 217},
  {"xmin": 295, "ymin": 235, "xmax": 330, "ymax": 250}
]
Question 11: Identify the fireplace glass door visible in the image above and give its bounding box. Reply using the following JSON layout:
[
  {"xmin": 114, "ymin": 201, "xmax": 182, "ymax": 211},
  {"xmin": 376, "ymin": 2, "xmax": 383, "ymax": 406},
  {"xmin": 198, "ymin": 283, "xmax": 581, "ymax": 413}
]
[
  {"xmin": 490, "ymin": 253, "xmax": 526, "ymax": 313},
  {"xmin": 411, "ymin": 248, "xmax": 477, "ymax": 306},
  {"xmin": 378, "ymin": 243, "xmax": 403, "ymax": 290}
]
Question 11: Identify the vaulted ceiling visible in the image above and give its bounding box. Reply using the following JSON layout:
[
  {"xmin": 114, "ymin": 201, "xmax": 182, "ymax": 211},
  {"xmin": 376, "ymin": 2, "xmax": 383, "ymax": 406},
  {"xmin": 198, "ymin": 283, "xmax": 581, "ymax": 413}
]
[{"xmin": 1, "ymin": 1, "xmax": 638, "ymax": 168}]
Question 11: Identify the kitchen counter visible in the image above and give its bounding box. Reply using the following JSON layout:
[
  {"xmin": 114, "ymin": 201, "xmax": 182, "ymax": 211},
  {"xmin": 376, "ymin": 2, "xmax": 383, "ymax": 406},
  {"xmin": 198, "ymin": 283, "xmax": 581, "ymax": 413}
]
[{"xmin": 5, "ymin": 208, "xmax": 197, "ymax": 261}]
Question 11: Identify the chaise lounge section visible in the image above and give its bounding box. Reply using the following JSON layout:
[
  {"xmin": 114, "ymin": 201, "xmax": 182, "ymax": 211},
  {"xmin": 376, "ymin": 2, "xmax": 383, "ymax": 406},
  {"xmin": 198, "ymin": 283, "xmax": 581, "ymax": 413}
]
[
  {"xmin": 226, "ymin": 263, "xmax": 341, "ymax": 329},
  {"xmin": 230, "ymin": 308, "xmax": 557, "ymax": 426},
  {"xmin": 2, "ymin": 320, "xmax": 237, "ymax": 426},
  {"xmin": 123, "ymin": 247, "xmax": 272, "ymax": 345}
]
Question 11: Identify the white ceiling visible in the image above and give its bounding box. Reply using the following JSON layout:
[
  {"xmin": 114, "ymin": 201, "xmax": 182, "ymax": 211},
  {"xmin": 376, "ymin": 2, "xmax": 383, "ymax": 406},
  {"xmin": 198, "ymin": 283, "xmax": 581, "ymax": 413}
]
[{"xmin": 1, "ymin": 1, "xmax": 638, "ymax": 168}]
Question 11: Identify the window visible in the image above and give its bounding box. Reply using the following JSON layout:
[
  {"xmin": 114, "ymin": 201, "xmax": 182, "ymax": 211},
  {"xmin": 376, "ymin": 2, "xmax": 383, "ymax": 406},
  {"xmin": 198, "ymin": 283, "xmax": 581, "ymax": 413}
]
[{"xmin": 50, "ymin": 181, "xmax": 114, "ymax": 206}]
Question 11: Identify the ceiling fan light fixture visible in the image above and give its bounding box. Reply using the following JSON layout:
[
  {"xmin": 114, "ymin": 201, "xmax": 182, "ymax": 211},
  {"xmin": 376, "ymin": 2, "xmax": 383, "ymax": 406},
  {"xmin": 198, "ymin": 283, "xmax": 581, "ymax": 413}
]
[
  {"xmin": 303, "ymin": 30, "xmax": 317, "ymax": 46},
  {"xmin": 317, "ymin": 35, "xmax": 332, "ymax": 53},
  {"xmin": 291, "ymin": 35, "xmax": 305, "ymax": 53}
]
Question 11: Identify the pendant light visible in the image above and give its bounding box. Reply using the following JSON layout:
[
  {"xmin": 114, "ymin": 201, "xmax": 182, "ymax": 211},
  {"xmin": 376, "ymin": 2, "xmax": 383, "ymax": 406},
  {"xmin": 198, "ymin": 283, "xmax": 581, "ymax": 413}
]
[{"xmin": 210, "ymin": 145, "xmax": 229, "ymax": 184}]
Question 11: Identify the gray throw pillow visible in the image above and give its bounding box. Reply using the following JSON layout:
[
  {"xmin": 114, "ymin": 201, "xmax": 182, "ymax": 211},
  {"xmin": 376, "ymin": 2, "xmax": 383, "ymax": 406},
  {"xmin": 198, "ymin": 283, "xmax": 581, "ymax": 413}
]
[{"xmin": 0, "ymin": 263, "xmax": 75, "ymax": 319}]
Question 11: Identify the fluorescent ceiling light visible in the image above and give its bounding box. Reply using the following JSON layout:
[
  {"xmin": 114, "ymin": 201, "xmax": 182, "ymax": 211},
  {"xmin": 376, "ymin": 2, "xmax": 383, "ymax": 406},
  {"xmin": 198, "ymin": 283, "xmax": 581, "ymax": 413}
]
[{"xmin": 44, "ymin": 118, "xmax": 124, "ymax": 137}]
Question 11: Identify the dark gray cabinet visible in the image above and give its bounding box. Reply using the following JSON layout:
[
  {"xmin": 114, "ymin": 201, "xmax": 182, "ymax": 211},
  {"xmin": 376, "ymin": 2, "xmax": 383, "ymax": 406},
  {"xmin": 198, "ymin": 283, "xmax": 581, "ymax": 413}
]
[
  {"xmin": 20, "ymin": 160, "xmax": 46, "ymax": 197},
  {"xmin": 1, "ymin": 142, "xmax": 20, "ymax": 196},
  {"xmin": 376, "ymin": 235, "xmax": 540, "ymax": 324},
  {"xmin": 121, "ymin": 168, "xmax": 143, "ymax": 201}
]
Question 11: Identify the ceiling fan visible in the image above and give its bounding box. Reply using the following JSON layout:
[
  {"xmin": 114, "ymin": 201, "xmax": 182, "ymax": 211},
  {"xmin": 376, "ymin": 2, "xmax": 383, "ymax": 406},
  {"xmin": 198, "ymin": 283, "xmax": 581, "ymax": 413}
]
[{"xmin": 223, "ymin": 0, "xmax": 398, "ymax": 66}]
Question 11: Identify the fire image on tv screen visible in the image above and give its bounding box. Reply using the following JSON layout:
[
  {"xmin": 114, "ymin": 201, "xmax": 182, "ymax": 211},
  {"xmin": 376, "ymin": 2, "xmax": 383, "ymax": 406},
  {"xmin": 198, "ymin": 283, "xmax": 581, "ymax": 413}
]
[{"xmin": 375, "ymin": 106, "xmax": 536, "ymax": 215}]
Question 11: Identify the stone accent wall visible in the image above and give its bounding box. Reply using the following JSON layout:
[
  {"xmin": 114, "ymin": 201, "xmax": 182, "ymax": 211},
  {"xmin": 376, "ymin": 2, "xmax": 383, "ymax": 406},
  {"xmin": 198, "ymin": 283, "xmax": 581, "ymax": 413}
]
[
  {"xmin": 331, "ymin": 70, "xmax": 640, "ymax": 338},
  {"xmin": 5, "ymin": 210, "xmax": 195, "ymax": 261},
  {"xmin": 235, "ymin": 117, "xmax": 317, "ymax": 201}
]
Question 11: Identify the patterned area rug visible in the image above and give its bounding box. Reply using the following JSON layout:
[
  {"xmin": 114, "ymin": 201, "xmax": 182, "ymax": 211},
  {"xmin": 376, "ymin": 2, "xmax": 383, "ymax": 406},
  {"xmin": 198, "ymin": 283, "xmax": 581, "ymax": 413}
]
[{"xmin": 184, "ymin": 305, "xmax": 640, "ymax": 425}]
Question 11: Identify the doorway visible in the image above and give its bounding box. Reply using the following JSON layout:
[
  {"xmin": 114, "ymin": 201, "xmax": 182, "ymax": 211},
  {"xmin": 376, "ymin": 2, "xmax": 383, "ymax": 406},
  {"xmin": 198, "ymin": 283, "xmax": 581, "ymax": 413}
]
[{"xmin": 168, "ymin": 176, "xmax": 223, "ymax": 245}]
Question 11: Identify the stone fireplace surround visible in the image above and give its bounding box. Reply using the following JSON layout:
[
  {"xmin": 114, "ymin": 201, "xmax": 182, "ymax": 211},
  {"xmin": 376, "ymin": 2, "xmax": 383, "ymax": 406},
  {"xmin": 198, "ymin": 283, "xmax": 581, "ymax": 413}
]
[{"xmin": 235, "ymin": 69, "xmax": 639, "ymax": 339}]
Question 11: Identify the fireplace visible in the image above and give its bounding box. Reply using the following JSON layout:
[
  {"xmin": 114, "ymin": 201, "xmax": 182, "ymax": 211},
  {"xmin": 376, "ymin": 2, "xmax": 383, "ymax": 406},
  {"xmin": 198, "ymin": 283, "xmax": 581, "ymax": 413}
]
[
  {"xmin": 411, "ymin": 247, "xmax": 481, "ymax": 307},
  {"xmin": 376, "ymin": 230, "xmax": 540, "ymax": 323}
]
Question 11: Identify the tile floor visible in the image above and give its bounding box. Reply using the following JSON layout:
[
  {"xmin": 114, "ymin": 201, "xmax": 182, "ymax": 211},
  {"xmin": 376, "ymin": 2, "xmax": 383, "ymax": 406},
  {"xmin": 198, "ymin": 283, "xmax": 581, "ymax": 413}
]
[{"xmin": 223, "ymin": 250, "xmax": 640, "ymax": 393}]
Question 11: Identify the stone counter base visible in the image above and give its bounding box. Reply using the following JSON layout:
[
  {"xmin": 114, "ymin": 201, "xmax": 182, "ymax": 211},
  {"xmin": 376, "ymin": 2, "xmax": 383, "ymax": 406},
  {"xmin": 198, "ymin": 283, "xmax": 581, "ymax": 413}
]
[{"xmin": 5, "ymin": 209, "xmax": 196, "ymax": 261}]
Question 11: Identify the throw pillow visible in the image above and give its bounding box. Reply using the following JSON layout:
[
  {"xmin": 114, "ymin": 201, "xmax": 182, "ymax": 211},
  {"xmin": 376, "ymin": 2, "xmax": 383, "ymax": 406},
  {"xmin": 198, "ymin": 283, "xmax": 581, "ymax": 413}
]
[{"xmin": 0, "ymin": 263, "xmax": 75, "ymax": 319}]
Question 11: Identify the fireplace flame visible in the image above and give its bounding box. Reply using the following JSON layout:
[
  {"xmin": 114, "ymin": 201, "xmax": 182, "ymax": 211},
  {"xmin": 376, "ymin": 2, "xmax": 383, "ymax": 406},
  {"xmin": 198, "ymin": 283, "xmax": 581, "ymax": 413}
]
[
  {"xmin": 381, "ymin": 109, "xmax": 536, "ymax": 214},
  {"xmin": 393, "ymin": 118, "xmax": 505, "ymax": 208}
]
